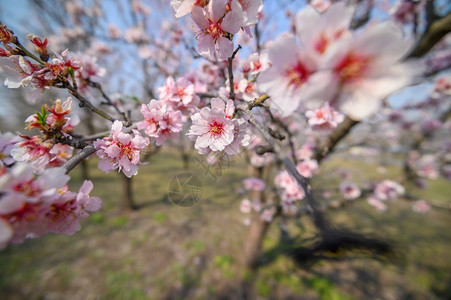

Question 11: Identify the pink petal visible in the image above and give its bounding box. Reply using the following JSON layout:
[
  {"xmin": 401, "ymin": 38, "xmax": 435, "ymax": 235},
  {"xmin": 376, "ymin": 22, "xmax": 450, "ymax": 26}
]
[
  {"xmin": 197, "ymin": 35, "xmax": 216, "ymax": 60},
  {"xmin": 208, "ymin": 0, "xmax": 225, "ymax": 22},
  {"xmin": 216, "ymin": 36, "xmax": 234, "ymax": 60},
  {"xmin": 191, "ymin": 6, "xmax": 209, "ymax": 29}
]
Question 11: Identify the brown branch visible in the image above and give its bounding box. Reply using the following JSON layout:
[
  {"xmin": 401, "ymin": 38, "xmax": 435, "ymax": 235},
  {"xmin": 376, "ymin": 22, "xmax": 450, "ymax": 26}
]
[
  {"xmin": 313, "ymin": 117, "xmax": 360, "ymax": 163},
  {"xmin": 64, "ymin": 82, "xmax": 117, "ymax": 123},
  {"xmin": 407, "ymin": 11, "xmax": 451, "ymax": 58},
  {"xmin": 88, "ymin": 80, "xmax": 130, "ymax": 125},
  {"xmin": 227, "ymin": 45, "xmax": 242, "ymax": 100},
  {"xmin": 63, "ymin": 145, "xmax": 97, "ymax": 174}
]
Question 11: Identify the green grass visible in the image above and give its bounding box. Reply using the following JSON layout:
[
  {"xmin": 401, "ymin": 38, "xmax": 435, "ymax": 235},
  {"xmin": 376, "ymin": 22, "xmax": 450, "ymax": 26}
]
[{"xmin": 0, "ymin": 149, "xmax": 450, "ymax": 299}]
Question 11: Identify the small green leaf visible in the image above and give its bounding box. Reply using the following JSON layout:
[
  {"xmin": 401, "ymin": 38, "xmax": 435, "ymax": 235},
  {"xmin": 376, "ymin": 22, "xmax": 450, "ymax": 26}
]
[{"xmin": 68, "ymin": 66, "xmax": 74, "ymax": 77}]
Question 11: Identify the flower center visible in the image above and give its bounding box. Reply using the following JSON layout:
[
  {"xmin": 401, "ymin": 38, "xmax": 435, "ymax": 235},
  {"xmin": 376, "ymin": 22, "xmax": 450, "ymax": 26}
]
[
  {"xmin": 206, "ymin": 21, "xmax": 223, "ymax": 41},
  {"xmin": 14, "ymin": 180, "xmax": 41, "ymax": 197},
  {"xmin": 315, "ymin": 34, "xmax": 329, "ymax": 54},
  {"xmin": 335, "ymin": 53, "xmax": 370, "ymax": 83},
  {"xmin": 209, "ymin": 121, "xmax": 225, "ymax": 137},
  {"xmin": 284, "ymin": 61, "xmax": 311, "ymax": 89}
]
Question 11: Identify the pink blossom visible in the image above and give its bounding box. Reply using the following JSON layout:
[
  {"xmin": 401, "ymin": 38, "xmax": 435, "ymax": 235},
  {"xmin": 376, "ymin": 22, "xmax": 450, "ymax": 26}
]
[
  {"xmin": 367, "ymin": 196, "xmax": 387, "ymax": 212},
  {"xmin": 94, "ymin": 121, "xmax": 149, "ymax": 178},
  {"xmin": 171, "ymin": 0, "xmax": 207, "ymax": 18},
  {"xmin": 0, "ymin": 163, "xmax": 69, "ymax": 231},
  {"xmin": 296, "ymin": 159, "xmax": 318, "ymax": 178},
  {"xmin": 296, "ymin": 143, "xmax": 316, "ymax": 160},
  {"xmin": 0, "ymin": 55, "xmax": 42, "ymax": 89},
  {"xmin": 188, "ymin": 98, "xmax": 247, "ymax": 154},
  {"xmin": 339, "ymin": 182, "xmax": 361, "ymax": 200},
  {"xmin": 252, "ymin": 198, "xmax": 262, "ymax": 212},
  {"xmin": 250, "ymin": 152, "xmax": 273, "ymax": 168},
  {"xmin": 124, "ymin": 26, "xmax": 149, "ymax": 44},
  {"xmin": 310, "ymin": 0, "xmax": 331, "ymax": 12},
  {"xmin": 137, "ymin": 100, "xmax": 184, "ymax": 146},
  {"xmin": 257, "ymin": 33, "xmax": 322, "ymax": 116},
  {"xmin": 0, "ymin": 162, "xmax": 101, "ymax": 247},
  {"xmin": 224, "ymin": 117, "xmax": 250, "ymax": 155},
  {"xmin": 241, "ymin": 52, "xmax": 270, "ymax": 75},
  {"xmin": 432, "ymin": 75, "xmax": 451, "ymax": 97},
  {"xmin": 237, "ymin": 77, "xmax": 260, "ymax": 101},
  {"xmin": 10, "ymin": 136, "xmax": 52, "ymax": 174},
  {"xmin": 188, "ymin": 107, "xmax": 234, "ymax": 153},
  {"xmin": 235, "ymin": 0, "xmax": 263, "ymax": 26},
  {"xmin": 158, "ymin": 76, "xmax": 200, "ymax": 116},
  {"xmin": 261, "ymin": 207, "xmax": 276, "ymax": 222},
  {"xmin": 415, "ymin": 154, "xmax": 439, "ymax": 179},
  {"xmin": 295, "ymin": 2, "xmax": 353, "ymax": 58},
  {"xmin": 131, "ymin": 0, "xmax": 151, "ymax": 16},
  {"xmin": 243, "ymin": 177, "xmax": 265, "ymax": 192},
  {"xmin": 0, "ymin": 132, "xmax": 21, "ymax": 165},
  {"xmin": 43, "ymin": 180, "xmax": 101, "ymax": 235},
  {"xmin": 108, "ymin": 24, "xmax": 122, "ymax": 39},
  {"xmin": 281, "ymin": 199, "xmax": 298, "ymax": 216},
  {"xmin": 390, "ymin": 1, "xmax": 417, "ymax": 24},
  {"xmin": 321, "ymin": 22, "xmax": 420, "ymax": 120},
  {"xmin": 305, "ymin": 102, "xmax": 344, "ymax": 130},
  {"xmin": 191, "ymin": 0, "xmax": 244, "ymax": 60},
  {"xmin": 275, "ymin": 170, "xmax": 305, "ymax": 202},
  {"xmin": 75, "ymin": 54, "xmax": 106, "ymax": 92},
  {"xmin": 374, "ymin": 180, "xmax": 405, "ymax": 201},
  {"xmin": 48, "ymin": 144, "xmax": 73, "ymax": 167},
  {"xmin": 240, "ymin": 198, "xmax": 252, "ymax": 213},
  {"xmin": 412, "ymin": 200, "xmax": 431, "ymax": 213}
]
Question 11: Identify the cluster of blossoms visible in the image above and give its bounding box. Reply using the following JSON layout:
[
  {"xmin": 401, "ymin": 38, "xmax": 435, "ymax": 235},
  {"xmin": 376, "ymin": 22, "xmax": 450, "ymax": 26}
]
[
  {"xmin": 215, "ymin": 53, "xmax": 270, "ymax": 102},
  {"xmin": 94, "ymin": 121, "xmax": 149, "ymax": 178},
  {"xmin": 188, "ymin": 98, "xmax": 250, "ymax": 155},
  {"xmin": 137, "ymin": 100, "xmax": 184, "ymax": 146},
  {"xmin": 172, "ymin": 0, "xmax": 263, "ymax": 60},
  {"xmin": 10, "ymin": 98, "xmax": 76, "ymax": 173},
  {"xmin": 274, "ymin": 169, "xmax": 305, "ymax": 216},
  {"xmin": 339, "ymin": 182, "xmax": 361, "ymax": 200},
  {"xmin": 389, "ymin": 0, "xmax": 420, "ymax": 25},
  {"xmin": 0, "ymin": 162, "xmax": 101, "ymax": 249},
  {"xmin": 0, "ymin": 47, "xmax": 80, "ymax": 99},
  {"xmin": 0, "ymin": 25, "xmax": 108, "ymax": 104},
  {"xmin": 242, "ymin": 177, "xmax": 265, "ymax": 192},
  {"xmin": 305, "ymin": 102, "xmax": 344, "ymax": 131},
  {"xmin": 239, "ymin": 177, "xmax": 276, "ymax": 223},
  {"xmin": 257, "ymin": 2, "xmax": 420, "ymax": 120},
  {"xmin": 407, "ymin": 152, "xmax": 439, "ymax": 180},
  {"xmin": 367, "ymin": 180, "xmax": 405, "ymax": 211}
]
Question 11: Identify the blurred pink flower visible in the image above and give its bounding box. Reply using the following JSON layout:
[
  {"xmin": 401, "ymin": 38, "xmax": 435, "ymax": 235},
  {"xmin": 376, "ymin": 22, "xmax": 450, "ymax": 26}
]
[
  {"xmin": 243, "ymin": 177, "xmax": 265, "ymax": 192},
  {"xmin": 191, "ymin": 0, "xmax": 244, "ymax": 60},
  {"xmin": 94, "ymin": 121, "xmax": 149, "ymax": 178}
]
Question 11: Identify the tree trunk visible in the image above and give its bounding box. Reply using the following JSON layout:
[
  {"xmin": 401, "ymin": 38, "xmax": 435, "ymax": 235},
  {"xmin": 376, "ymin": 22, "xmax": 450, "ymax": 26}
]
[
  {"xmin": 243, "ymin": 213, "xmax": 270, "ymax": 269},
  {"xmin": 242, "ymin": 165, "xmax": 268, "ymax": 269},
  {"xmin": 121, "ymin": 173, "xmax": 138, "ymax": 210}
]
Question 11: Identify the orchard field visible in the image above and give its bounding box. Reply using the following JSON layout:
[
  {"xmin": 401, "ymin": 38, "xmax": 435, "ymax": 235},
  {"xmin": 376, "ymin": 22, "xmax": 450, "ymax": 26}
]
[{"xmin": 1, "ymin": 149, "xmax": 450, "ymax": 300}]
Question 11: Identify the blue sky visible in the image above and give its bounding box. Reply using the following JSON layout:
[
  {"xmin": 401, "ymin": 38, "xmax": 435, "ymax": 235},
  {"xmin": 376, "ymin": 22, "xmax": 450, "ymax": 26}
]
[{"xmin": 0, "ymin": 0, "xmax": 437, "ymax": 121}]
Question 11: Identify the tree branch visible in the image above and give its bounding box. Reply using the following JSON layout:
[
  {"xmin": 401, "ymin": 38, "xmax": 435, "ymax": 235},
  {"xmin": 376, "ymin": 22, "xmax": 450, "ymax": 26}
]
[
  {"xmin": 314, "ymin": 117, "xmax": 360, "ymax": 163},
  {"xmin": 406, "ymin": 11, "xmax": 451, "ymax": 58}
]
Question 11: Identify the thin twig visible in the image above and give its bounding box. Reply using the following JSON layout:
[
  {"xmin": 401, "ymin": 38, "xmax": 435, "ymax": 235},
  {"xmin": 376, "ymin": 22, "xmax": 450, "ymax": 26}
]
[
  {"xmin": 227, "ymin": 45, "xmax": 242, "ymax": 100},
  {"xmin": 64, "ymin": 82, "xmax": 117, "ymax": 122},
  {"xmin": 63, "ymin": 145, "xmax": 96, "ymax": 174},
  {"xmin": 88, "ymin": 80, "xmax": 130, "ymax": 125}
]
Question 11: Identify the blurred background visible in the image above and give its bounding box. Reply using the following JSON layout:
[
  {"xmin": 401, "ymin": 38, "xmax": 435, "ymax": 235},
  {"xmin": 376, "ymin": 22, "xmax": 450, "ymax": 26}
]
[{"xmin": 0, "ymin": 0, "xmax": 450, "ymax": 299}]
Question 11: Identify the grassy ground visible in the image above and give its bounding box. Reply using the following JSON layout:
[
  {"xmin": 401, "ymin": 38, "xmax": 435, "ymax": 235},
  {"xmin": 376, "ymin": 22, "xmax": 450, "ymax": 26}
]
[{"xmin": 0, "ymin": 149, "xmax": 450, "ymax": 299}]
